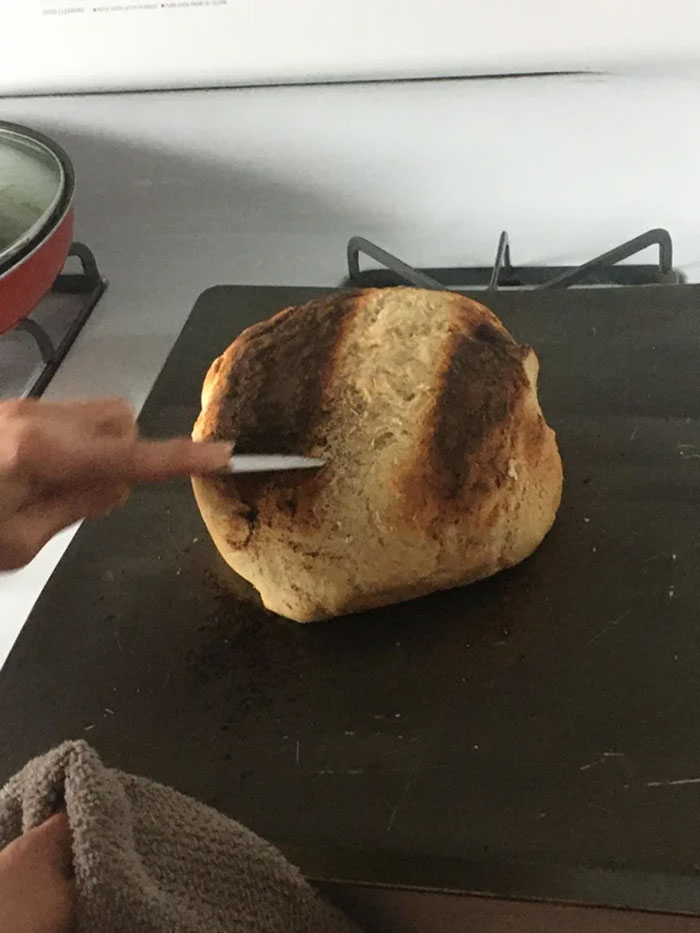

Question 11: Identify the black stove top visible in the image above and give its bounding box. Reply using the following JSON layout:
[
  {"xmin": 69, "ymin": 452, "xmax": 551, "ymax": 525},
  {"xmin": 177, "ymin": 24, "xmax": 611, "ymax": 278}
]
[{"xmin": 2, "ymin": 262, "xmax": 700, "ymax": 916}]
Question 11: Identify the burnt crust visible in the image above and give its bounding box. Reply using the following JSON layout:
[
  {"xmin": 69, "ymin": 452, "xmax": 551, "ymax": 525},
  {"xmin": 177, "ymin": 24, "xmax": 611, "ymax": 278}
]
[
  {"xmin": 430, "ymin": 302, "xmax": 529, "ymax": 500},
  {"xmin": 203, "ymin": 290, "xmax": 361, "ymax": 452},
  {"xmin": 196, "ymin": 290, "xmax": 364, "ymax": 546}
]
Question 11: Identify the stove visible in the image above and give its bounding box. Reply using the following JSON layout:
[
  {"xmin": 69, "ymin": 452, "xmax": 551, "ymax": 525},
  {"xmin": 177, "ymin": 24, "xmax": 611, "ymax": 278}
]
[
  {"xmin": 0, "ymin": 242, "xmax": 106, "ymax": 399},
  {"xmin": 3, "ymin": 228, "xmax": 700, "ymax": 927}
]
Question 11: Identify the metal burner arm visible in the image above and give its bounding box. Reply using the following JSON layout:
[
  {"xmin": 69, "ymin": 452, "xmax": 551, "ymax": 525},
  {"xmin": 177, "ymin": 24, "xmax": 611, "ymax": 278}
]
[{"xmin": 347, "ymin": 228, "xmax": 680, "ymax": 291}]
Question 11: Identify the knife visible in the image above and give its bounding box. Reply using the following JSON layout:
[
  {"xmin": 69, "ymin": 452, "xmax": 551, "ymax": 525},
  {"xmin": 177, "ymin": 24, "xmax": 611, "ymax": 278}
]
[{"xmin": 226, "ymin": 454, "xmax": 325, "ymax": 474}]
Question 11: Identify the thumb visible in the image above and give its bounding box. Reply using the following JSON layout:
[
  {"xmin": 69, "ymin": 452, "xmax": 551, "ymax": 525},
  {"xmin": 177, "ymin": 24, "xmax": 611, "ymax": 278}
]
[{"xmin": 23, "ymin": 813, "xmax": 74, "ymax": 879}]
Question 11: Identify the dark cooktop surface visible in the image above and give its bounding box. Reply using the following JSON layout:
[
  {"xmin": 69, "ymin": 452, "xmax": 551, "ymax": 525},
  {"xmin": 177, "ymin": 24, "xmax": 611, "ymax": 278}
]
[{"xmin": 2, "ymin": 284, "xmax": 700, "ymax": 914}]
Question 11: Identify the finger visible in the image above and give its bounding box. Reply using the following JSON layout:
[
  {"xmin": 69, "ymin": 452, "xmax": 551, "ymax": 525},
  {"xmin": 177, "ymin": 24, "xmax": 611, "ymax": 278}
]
[
  {"xmin": 0, "ymin": 399, "xmax": 136, "ymax": 485},
  {"xmin": 0, "ymin": 484, "xmax": 128, "ymax": 569},
  {"xmin": 0, "ymin": 813, "xmax": 73, "ymax": 878},
  {"xmin": 0, "ymin": 475, "xmax": 30, "ymax": 522},
  {"xmin": 0, "ymin": 404, "xmax": 228, "ymax": 486},
  {"xmin": 27, "ymin": 814, "xmax": 73, "ymax": 880},
  {"xmin": 131, "ymin": 439, "xmax": 231, "ymax": 483},
  {"xmin": 3, "ymin": 397, "xmax": 132, "ymax": 428},
  {"xmin": 90, "ymin": 401, "xmax": 136, "ymax": 440},
  {"xmin": 25, "ymin": 481, "xmax": 129, "ymax": 523},
  {"xmin": 0, "ymin": 812, "xmax": 77, "ymax": 933},
  {"xmin": 32, "ymin": 436, "xmax": 229, "ymax": 486},
  {"xmin": 40, "ymin": 398, "xmax": 136, "ymax": 440},
  {"xmin": 7, "ymin": 426, "xmax": 131, "ymax": 486}
]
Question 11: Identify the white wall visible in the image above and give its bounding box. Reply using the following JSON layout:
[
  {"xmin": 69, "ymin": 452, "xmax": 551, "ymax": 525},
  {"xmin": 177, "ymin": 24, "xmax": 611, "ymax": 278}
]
[{"xmin": 3, "ymin": 1, "xmax": 700, "ymax": 95}]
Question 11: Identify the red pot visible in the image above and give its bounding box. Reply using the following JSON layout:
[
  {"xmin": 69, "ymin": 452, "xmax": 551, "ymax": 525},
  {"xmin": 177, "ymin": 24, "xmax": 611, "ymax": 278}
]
[{"xmin": 0, "ymin": 123, "xmax": 75, "ymax": 335}]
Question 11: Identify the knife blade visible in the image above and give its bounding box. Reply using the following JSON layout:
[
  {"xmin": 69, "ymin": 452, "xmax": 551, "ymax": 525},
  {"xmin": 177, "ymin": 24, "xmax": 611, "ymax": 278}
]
[{"xmin": 226, "ymin": 454, "xmax": 325, "ymax": 474}]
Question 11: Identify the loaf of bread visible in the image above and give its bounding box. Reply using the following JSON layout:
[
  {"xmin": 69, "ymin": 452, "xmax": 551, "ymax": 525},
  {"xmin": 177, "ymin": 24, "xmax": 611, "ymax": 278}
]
[{"xmin": 192, "ymin": 287, "xmax": 562, "ymax": 622}]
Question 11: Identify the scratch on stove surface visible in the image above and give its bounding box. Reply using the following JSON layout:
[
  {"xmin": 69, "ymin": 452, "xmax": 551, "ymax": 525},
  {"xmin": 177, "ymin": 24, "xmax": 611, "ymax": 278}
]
[
  {"xmin": 380, "ymin": 745, "xmax": 407, "ymax": 760},
  {"xmin": 387, "ymin": 762, "xmax": 421, "ymax": 832},
  {"xmin": 313, "ymin": 769, "xmax": 365, "ymax": 776},
  {"xmin": 679, "ymin": 443, "xmax": 700, "ymax": 460},
  {"xmin": 646, "ymin": 777, "xmax": 700, "ymax": 787},
  {"xmin": 295, "ymin": 740, "xmax": 300, "ymax": 767},
  {"xmin": 630, "ymin": 426, "xmax": 639, "ymax": 441},
  {"xmin": 384, "ymin": 764, "xmax": 449, "ymax": 774},
  {"xmin": 587, "ymin": 610, "xmax": 632, "ymax": 646},
  {"xmin": 580, "ymin": 752, "xmax": 625, "ymax": 772},
  {"xmin": 669, "ymin": 551, "xmax": 678, "ymax": 599},
  {"xmin": 385, "ymin": 808, "xmax": 398, "ymax": 831}
]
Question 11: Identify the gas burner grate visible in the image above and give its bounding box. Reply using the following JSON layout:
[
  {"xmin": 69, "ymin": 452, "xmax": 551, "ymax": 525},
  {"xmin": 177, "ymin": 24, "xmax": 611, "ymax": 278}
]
[
  {"xmin": 345, "ymin": 227, "xmax": 684, "ymax": 291},
  {"xmin": 3, "ymin": 242, "xmax": 106, "ymax": 399}
]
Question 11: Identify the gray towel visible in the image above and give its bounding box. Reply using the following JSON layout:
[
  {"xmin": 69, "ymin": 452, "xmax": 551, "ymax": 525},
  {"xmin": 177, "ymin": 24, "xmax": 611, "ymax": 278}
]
[{"xmin": 0, "ymin": 740, "xmax": 358, "ymax": 933}]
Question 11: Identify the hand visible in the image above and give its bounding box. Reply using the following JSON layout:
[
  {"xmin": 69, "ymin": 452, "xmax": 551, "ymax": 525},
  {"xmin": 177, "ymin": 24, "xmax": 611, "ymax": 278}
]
[
  {"xmin": 0, "ymin": 812, "xmax": 76, "ymax": 933},
  {"xmin": 0, "ymin": 398, "xmax": 230, "ymax": 571}
]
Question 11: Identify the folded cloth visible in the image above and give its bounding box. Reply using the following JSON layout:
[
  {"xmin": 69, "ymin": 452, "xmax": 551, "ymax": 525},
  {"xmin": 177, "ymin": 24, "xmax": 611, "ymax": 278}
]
[{"xmin": 0, "ymin": 740, "xmax": 358, "ymax": 933}]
